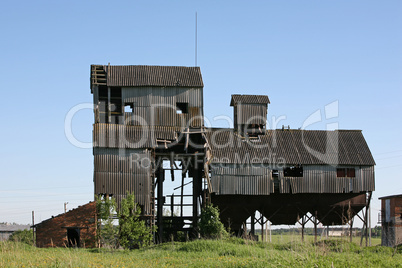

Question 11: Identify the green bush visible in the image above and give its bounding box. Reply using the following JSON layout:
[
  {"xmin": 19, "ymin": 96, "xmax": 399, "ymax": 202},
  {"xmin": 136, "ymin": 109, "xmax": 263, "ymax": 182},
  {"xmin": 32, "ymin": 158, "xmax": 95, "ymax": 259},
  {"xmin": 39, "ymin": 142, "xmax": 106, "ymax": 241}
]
[
  {"xmin": 199, "ymin": 204, "xmax": 227, "ymax": 239},
  {"xmin": 118, "ymin": 193, "xmax": 153, "ymax": 249},
  {"xmin": 9, "ymin": 229, "xmax": 33, "ymax": 245}
]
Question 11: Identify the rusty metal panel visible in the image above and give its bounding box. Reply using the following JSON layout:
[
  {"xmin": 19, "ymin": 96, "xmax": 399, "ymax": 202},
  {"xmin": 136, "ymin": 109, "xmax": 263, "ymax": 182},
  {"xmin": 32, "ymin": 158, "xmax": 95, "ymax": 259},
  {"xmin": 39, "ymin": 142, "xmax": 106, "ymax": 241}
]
[
  {"xmin": 210, "ymin": 165, "xmax": 271, "ymax": 195},
  {"xmin": 189, "ymin": 88, "xmax": 203, "ymax": 107},
  {"xmin": 176, "ymin": 88, "xmax": 190, "ymax": 103},
  {"xmin": 154, "ymin": 106, "xmax": 176, "ymax": 126},
  {"xmin": 164, "ymin": 88, "xmax": 177, "ymax": 107},
  {"xmin": 94, "ymin": 172, "xmax": 152, "ymax": 215},
  {"xmin": 125, "ymin": 107, "xmax": 151, "ymax": 126},
  {"xmin": 93, "ymin": 124, "xmax": 180, "ymax": 149},
  {"xmin": 235, "ymin": 104, "xmax": 267, "ymax": 125},
  {"xmin": 93, "ymin": 148, "xmax": 153, "ymax": 215},
  {"xmin": 94, "ymin": 148, "xmax": 151, "ymax": 174},
  {"xmin": 122, "ymin": 87, "xmax": 151, "ymax": 107},
  {"xmin": 189, "ymin": 107, "xmax": 203, "ymax": 127},
  {"xmin": 176, "ymin": 113, "xmax": 190, "ymax": 128}
]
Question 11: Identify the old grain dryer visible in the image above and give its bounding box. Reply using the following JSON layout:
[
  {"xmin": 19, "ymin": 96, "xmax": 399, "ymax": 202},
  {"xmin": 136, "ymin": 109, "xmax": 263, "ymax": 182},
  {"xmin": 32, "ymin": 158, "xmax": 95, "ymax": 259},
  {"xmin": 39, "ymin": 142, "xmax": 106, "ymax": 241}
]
[{"xmin": 90, "ymin": 64, "xmax": 375, "ymax": 242}]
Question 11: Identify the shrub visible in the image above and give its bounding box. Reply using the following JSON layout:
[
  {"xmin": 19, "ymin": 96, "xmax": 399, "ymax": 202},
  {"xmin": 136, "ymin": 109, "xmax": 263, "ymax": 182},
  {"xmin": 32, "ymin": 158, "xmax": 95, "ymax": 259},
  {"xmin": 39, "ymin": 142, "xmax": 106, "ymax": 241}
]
[
  {"xmin": 199, "ymin": 204, "xmax": 227, "ymax": 239},
  {"xmin": 9, "ymin": 229, "xmax": 33, "ymax": 245},
  {"xmin": 118, "ymin": 193, "xmax": 153, "ymax": 249}
]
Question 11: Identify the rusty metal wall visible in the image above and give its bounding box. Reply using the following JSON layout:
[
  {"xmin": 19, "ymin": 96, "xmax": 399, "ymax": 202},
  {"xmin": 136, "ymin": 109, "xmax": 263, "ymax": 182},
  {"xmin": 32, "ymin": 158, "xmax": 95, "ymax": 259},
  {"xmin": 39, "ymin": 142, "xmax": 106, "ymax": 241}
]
[
  {"xmin": 211, "ymin": 164, "xmax": 272, "ymax": 195},
  {"xmin": 122, "ymin": 87, "xmax": 151, "ymax": 106},
  {"xmin": 120, "ymin": 87, "xmax": 203, "ymax": 127},
  {"xmin": 93, "ymin": 148, "xmax": 153, "ymax": 215},
  {"xmin": 235, "ymin": 104, "xmax": 267, "ymax": 125},
  {"xmin": 280, "ymin": 165, "xmax": 374, "ymax": 194},
  {"xmin": 93, "ymin": 124, "xmax": 179, "ymax": 149},
  {"xmin": 210, "ymin": 164, "xmax": 374, "ymax": 195}
]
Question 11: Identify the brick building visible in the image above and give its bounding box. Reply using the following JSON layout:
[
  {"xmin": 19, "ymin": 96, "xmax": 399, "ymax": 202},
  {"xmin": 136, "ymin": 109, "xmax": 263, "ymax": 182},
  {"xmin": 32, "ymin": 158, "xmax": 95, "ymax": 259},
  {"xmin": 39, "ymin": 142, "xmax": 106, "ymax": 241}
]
[{"xmin": 34, "ymin": 202, "xmax": 97, "ymax": 248}]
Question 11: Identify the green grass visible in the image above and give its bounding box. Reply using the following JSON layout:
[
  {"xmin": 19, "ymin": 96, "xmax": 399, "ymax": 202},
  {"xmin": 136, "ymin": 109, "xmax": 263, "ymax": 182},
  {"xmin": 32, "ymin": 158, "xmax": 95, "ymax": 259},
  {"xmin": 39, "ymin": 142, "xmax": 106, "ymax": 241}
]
[
  {"xmin": 265, "ymin": 234, "xmax": 382, "ymax": 246},
  {"xmin": 1, "ymin": 236, "xmax": 401, "ymax": 267}
]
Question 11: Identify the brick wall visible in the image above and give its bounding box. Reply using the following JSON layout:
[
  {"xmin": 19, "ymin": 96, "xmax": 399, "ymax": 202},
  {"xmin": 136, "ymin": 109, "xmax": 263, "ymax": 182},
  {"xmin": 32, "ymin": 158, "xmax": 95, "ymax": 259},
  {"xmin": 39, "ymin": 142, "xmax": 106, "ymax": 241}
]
[{"xmin": 35, "ymin": 202, "xmax": 97, "ymax": 248}]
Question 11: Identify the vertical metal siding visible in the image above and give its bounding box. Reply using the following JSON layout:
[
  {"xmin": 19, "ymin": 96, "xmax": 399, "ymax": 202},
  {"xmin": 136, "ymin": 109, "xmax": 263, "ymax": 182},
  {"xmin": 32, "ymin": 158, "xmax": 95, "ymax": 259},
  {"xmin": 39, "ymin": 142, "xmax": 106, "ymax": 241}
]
[
  {"xmin": 94, "ymin": 148, "xmax": 153, "ymax": 215},
  {"xmin": 122, "ymin": 87, "xmax": 151, "ymax": 107},
  {"xmin": 210, "ymin": 164, "xmax": 375, "ymax": 196},
  {"xmin": 210, "ymin": 164, "xmax": 271, "ymax": 195},
  {"xmin": 176, "ymin": 88, "xmax": 190, "ymax": 103},
  {"xmin": 189, "ymin": 88, "xmax": 203, "ymax": 107}
]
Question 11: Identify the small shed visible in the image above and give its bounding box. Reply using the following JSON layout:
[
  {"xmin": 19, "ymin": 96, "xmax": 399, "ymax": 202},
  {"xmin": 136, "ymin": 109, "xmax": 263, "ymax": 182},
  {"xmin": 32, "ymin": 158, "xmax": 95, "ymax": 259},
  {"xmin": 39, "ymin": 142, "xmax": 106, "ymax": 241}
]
[
  {"xmin": 0, "ymin": 224, "xmax": 31, "ymax": 241},
  {"xmin": 379, "ymin": 194, "xmax": 402, "ymax": 247},
  {"xmin": 34, "ymin": 202, "xmax": 97, "ymax": 248}
]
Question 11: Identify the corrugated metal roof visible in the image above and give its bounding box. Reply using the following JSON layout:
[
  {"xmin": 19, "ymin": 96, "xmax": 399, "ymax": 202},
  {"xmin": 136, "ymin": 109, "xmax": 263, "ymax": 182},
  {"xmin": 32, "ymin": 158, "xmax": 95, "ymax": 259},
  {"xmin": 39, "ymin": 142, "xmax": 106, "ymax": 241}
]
[
  {"xmin": 0, "ymin": 224, "xmax": 31, "ymax": 232},
  {"xmin": 205, "ymin": 128, "xmax": 375, "ymax": 166},
  {"xmin": 230, "ymin": 94, "xmax": 270, "ymax": 106},
  {"xmin": 91, "ymin": 65, "xmax": 203, "ymax": 88}
]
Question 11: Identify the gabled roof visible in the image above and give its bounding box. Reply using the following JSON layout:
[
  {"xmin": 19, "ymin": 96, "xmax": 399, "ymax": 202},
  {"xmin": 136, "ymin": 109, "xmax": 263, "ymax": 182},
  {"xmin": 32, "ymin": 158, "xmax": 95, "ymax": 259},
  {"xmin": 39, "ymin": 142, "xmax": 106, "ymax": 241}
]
[
  {"xmin": 91, "ymin": 65, "xmax": 203, "ymax": 88},
  {"xmin": 230, "ymin": 94, "xmax": 270, "ymax": 106},
  {"xmin": 204, "ymin": 129, "xmax": 375, "ymax": 166}
]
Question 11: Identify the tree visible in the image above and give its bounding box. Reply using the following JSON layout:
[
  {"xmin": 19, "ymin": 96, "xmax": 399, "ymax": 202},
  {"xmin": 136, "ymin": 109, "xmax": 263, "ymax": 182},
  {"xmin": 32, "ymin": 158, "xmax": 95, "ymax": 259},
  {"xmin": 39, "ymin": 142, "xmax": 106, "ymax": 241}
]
[
  {"xmin": 199, "ymin": 204, "xmax": 228, "ymax": 239},
  {"xmin": 118, "ymin": 193, "xmax": 153, "ymax": 249},
  {"xmin": 96, "ymin": 195, "xmax": 118, "ymax": 248}
]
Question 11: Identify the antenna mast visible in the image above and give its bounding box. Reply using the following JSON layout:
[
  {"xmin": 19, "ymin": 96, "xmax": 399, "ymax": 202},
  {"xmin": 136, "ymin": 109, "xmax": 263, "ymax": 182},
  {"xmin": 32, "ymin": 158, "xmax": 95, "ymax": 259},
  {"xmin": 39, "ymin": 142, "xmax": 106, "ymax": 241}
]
[{"xmin": 195, "ymin": 12, "xmax": 197, "ymax": 66}]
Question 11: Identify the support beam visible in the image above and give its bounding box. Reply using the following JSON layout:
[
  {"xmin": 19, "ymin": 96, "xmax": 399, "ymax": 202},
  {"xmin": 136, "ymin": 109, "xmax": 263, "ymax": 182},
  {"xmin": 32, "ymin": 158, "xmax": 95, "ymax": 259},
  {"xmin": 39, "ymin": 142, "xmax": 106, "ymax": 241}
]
[
  {"xmin": 301, "ymin": 215, "xmax": 305, "ymax": 242},
  {"xmin": 192, "ymin": 159, "xmax": 202, "ymax": 238},
  {"xmin": 314, "ymin": 210, "xmax": 318, "ymax": 243},
  {"xmin": 251, "ymin": 212, "xmax": 255, "ymax": 236},
  {"xmin": 349, "ymin": 218, "xmax": 354, "ymax": 243},
  {"xmin": 157, "ymin": 167, "xmax": 164, "ymax": 243}
]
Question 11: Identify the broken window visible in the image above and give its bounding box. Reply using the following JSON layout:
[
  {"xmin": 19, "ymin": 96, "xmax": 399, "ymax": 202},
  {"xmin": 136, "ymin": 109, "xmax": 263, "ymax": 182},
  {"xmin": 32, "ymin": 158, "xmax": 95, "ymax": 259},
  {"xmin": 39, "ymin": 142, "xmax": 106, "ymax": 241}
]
[
  {"xmin": 272, "ymin": 170, "xmax": 280, "ymax": 193},
  {"xmin": 176, "ymin": 102, "xmax": 188, "ymax": 114},
  {"xmin": 284, "ymin": 165, "xmax": 303, "ymax": 177},
  {"xmin": 124, "ymin": 103, "xmax": 133, "ymax": 113},
  {"xmin": 336, "ymin": 168, "xmax": 355, "ymax": 178}
]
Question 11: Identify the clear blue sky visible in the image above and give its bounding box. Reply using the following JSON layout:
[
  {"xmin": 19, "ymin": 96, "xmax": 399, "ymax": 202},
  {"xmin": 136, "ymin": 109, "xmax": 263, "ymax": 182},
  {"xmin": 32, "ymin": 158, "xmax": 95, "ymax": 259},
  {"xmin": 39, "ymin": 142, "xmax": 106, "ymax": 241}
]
[{"xmin": 0, "ymin": 0, "xmax": 401, "ymax": 228}]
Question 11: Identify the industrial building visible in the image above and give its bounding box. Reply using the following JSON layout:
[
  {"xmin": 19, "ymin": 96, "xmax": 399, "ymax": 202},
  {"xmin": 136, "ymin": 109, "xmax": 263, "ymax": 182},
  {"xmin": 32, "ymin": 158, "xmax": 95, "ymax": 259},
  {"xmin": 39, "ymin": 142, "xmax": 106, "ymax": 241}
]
[
  {"xmin": 379, "ymin": 194, "xmax": 402, "ymax": 247},
  {"xmin": 90, "ymin": 64, "xmax": 375, "ymax": 243}
]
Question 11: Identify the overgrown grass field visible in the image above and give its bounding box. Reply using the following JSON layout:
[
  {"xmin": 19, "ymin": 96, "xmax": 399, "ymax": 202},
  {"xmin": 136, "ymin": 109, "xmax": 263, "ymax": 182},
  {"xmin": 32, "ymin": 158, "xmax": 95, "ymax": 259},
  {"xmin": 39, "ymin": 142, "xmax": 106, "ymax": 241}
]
[{"xmin": 1, "ymin": 236, "xmax": 401, "ymax": 267}]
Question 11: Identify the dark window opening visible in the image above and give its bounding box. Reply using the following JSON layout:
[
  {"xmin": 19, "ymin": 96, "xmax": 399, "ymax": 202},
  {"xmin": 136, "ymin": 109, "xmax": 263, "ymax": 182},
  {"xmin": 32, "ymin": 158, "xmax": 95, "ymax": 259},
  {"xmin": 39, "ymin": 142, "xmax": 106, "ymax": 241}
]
[
  {"xmin": 67, "ymin": 228, "xmax": 80, "ymax": 248},
  {"xmin": 176, "ymin": 102, "xmax": 188, "ymax": 114},
  {"xmin": 337, "ymin": 168, "xmax": 355, "ymax": 178},
  {"xmin": 110, "ymin": 87, "xmax": 122, "ymax": 116},
  {"xmin": 347, "ymin": 168, "xmax": 355, "ymax": 177},
  {"xmin": 272, "ymin": 170, "xmax": 280, "ymax": 193},
  {"xmin": 284, "ymin": 165, "xmax": 303, "ymax": 177}
]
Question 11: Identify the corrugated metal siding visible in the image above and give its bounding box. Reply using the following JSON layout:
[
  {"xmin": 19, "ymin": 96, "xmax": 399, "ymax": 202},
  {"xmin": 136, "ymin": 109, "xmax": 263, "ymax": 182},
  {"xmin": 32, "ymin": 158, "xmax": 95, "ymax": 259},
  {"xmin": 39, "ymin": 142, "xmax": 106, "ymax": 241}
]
[
  {"xmin": 176, "ymin": 88, "xmax": 190, "ymax": 103},
  {"xmin": 235, "ymin": 104, "xmax": 267, "ymax": 125},
  {"xmin": 210, "ymin": 164, "xmax": 375, "ymax": 195},
  {"xmin": 122, "ymin": 87, "xmax": 151, "ymax": 106},
  {"xmin": 93, "ymin": 124, "xmax": 179, "ymax": 149},
  {"xmin": 96, "ymin": 65, "xmax": 203, "ymax": 87},
  {"xmin": 93, "ymin": 148, "xmax": 153, "ymax": 215},
  {"xmin": 211, "ymin": 165, "xmax": 272, "ymax": 195},
  {"xmin": 189, "ymin": 88, "xmax": 203, "ymax": 107}
]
